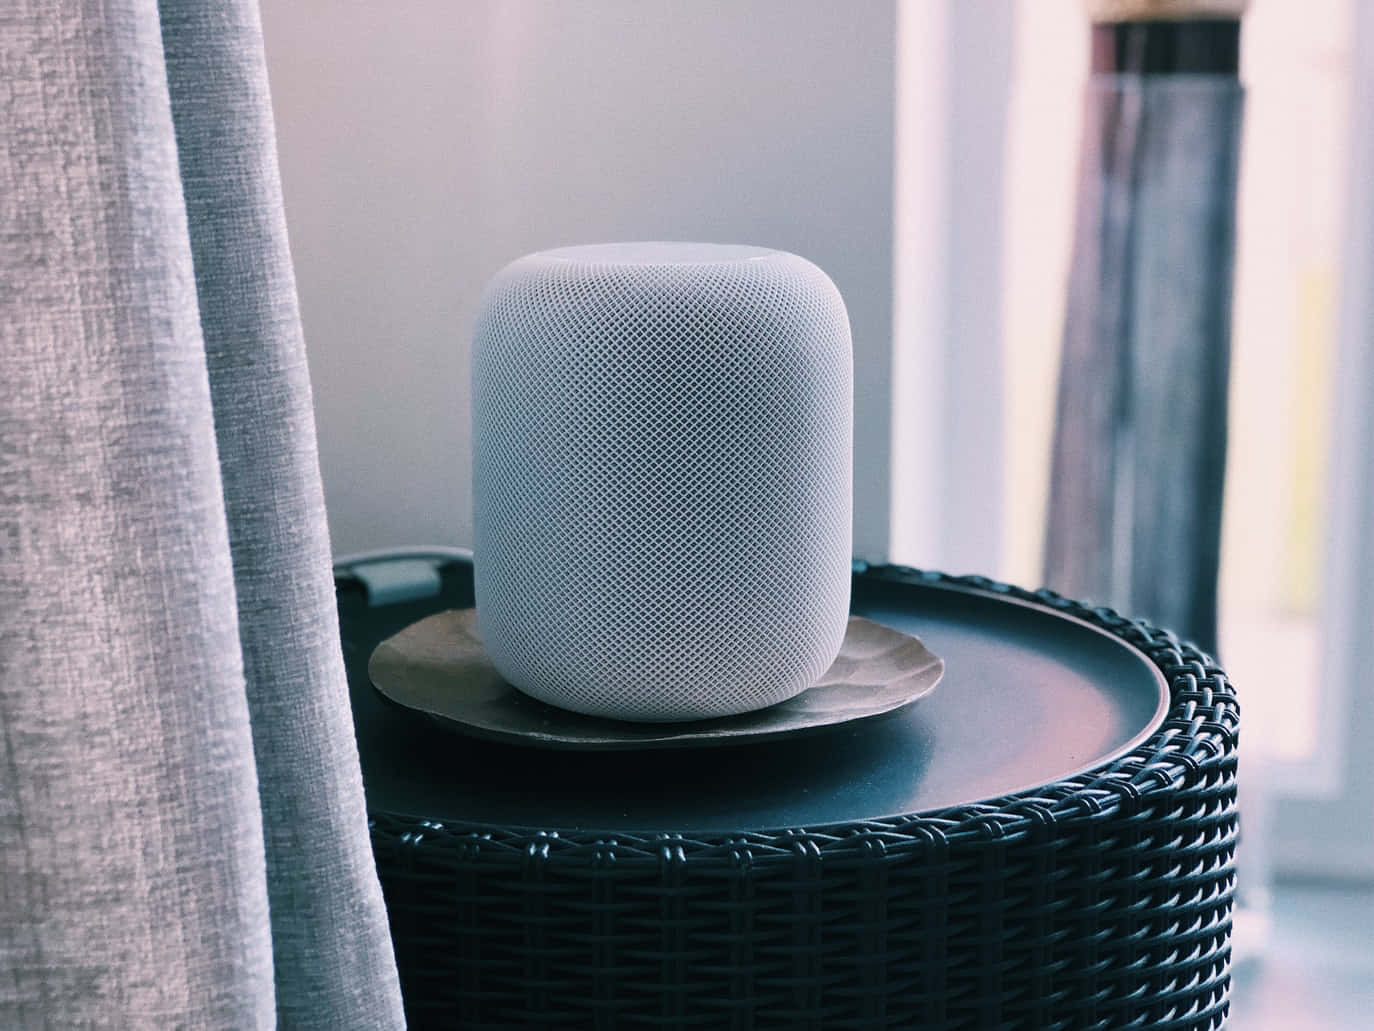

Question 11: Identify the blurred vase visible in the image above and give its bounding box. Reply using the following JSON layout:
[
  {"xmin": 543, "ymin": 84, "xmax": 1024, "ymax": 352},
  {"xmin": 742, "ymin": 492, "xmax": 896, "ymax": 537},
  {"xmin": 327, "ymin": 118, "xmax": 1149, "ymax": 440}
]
[{"xmin": 1043, "ymin": 4, "xmax": 1245, "ymax": 657}]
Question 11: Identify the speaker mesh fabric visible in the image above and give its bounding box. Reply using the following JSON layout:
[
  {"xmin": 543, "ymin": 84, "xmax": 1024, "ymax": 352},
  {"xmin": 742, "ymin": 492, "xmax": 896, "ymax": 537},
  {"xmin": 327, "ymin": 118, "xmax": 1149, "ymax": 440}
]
[{"xmin": 472, "ymin": 243, "xmax": 853, "ymax": 721}]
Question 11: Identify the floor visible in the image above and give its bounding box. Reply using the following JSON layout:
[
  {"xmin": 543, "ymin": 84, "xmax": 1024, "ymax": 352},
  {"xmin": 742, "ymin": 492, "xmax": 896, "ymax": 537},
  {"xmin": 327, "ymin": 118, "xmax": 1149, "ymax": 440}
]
[{"xmin": 1229, "ymin": 881, "xmax": 1374, "ymax": 1029}]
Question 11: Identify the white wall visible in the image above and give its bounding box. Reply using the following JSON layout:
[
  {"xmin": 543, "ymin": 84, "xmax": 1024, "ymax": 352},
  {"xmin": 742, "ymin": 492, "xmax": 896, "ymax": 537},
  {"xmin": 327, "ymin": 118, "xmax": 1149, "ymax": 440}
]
[
  {"xmin": 891, "ymin": 0, "xmax": 1010, "ymax": 575},
  {"xmin": 262, "ymin": 0, "xmax": 899, "ymax": 559}
]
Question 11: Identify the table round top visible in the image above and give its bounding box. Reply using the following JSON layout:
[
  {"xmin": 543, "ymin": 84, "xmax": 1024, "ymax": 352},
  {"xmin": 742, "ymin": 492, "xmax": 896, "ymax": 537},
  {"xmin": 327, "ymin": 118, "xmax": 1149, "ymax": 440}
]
[{"xmin": 341, "ymin": 559, "xmax": 1168, "ymax": 834}]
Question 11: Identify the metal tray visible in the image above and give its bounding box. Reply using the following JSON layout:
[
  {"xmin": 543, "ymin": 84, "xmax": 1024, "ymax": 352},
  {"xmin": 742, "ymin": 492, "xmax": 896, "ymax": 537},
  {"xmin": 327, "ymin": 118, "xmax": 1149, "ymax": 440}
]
[{"xmin": 369, "ymin": 611, "xmax": 943, "ymax": 750}]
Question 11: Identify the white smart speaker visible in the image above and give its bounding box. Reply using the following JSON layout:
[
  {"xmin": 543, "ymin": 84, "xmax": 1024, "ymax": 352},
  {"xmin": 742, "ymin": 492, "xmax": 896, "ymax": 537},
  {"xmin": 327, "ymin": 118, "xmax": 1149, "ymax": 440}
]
[{"xmin": 472, "ymin": 242, "xmax": 853, "ymax": 721}]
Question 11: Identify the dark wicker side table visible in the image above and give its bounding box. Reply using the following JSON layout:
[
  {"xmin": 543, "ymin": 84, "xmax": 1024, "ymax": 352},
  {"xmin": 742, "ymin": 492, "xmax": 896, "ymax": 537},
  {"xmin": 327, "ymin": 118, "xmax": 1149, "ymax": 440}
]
[{"xmin": 338, "ymin": 558, "xmax": 1239, "ymax": 1030}]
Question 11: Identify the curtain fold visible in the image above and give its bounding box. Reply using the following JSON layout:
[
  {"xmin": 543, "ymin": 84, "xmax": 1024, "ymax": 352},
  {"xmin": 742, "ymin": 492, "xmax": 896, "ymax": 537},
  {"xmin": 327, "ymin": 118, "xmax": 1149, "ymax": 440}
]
[{"xmin": 1, "ymin": 1, "xmax": 404, "ymax": 1026}]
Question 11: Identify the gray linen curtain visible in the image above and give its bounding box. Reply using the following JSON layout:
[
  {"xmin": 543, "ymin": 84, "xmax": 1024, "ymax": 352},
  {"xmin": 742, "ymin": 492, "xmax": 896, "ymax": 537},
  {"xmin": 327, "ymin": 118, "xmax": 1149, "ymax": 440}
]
[{"xmin": 1, "ymin": 1, "xmax": 404, "ymax": 1026}]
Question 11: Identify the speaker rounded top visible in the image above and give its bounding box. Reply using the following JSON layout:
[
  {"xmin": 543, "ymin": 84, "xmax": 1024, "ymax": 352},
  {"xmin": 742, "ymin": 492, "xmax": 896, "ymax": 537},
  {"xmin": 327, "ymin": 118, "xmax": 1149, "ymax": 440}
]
[{"xmin": 534, "ymin": 241, "xmax": 780, "ymax": 266}]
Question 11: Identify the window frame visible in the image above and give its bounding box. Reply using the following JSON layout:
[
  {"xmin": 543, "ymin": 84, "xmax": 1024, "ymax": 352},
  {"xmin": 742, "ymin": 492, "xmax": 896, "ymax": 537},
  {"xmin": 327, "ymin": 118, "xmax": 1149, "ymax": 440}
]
[{"xmin": 1265, "ymin": 0, "xmax": 1374, "ymax": 879}]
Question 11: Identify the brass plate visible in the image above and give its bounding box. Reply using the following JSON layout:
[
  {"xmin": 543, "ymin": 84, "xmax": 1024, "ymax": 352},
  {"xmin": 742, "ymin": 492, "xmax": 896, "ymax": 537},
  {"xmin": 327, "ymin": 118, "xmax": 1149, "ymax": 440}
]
[{"xmin": 369, "ymin": 610, "xmax": 944, "ymax": 751}]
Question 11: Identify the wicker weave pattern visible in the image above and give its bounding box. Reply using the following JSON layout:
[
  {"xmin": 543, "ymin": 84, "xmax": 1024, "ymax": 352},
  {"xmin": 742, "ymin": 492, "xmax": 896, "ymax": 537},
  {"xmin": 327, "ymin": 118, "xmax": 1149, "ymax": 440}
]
[{"xmin": 369, "ymin": 568, "xmax": 1239, "ymax": 1030}]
